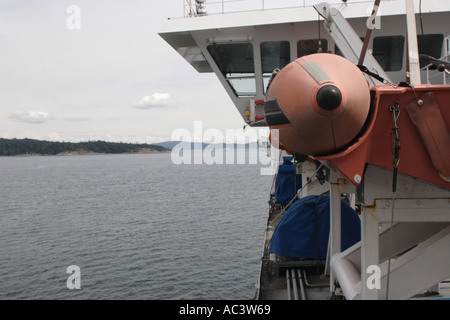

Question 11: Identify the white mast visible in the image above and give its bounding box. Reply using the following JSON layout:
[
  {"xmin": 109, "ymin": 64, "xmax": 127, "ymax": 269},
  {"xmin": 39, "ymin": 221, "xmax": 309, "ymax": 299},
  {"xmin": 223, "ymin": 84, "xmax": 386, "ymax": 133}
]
[{"xmin": 405, "ymin": 0, "xmax": 421, "ymax": 86}]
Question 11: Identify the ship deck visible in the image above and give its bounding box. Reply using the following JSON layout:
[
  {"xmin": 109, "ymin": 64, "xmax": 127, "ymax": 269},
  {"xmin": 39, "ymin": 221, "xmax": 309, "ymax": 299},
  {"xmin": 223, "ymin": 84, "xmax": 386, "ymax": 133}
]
[
  {"xmin": 256, "ymin": 199, "xmax": 334, "ymax": 300},
  {"xmin": 256, "ymin": 197, "xmax": 450, "ymax": 300}
]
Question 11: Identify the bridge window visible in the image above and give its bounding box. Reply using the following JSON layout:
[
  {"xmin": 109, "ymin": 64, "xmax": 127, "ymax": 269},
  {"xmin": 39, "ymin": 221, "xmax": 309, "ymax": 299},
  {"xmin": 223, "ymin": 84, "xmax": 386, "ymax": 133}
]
[
  {"xmin": 261, "ymin": 41, "xmax": 290, "ymax": 93},
  {"xmin": 418, "ymin": 34, "xmax": 444, "ymax": 69},
  {"xmin": 298, "ymin": 39, "xmax": 328, "ymax": 57},
  {"xmin": 207, "ymin": 43, "xmax": 256, "ymax": 96},
  {"xmin": 373, "ymin": 36, "xmax": 405, "ymax": 71}
]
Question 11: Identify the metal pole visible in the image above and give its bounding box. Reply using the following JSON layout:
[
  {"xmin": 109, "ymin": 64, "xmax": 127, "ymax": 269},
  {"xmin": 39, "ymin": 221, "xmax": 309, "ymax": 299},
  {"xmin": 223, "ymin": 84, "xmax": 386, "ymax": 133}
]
[
  {"xmin": 297, "ymin": 269, "xmax": 306, "ymax": 300},
  {"xmin": 186, "ymin": 0, "xmax": 192, "ymax": 17},
  {"xmin": 361, "ymin": 207, "xmax": 380, "ymax": 300},
  {"xmin": 329, "ymin": 182, "xmax": 341, "ymax": 292},
  {"xmin": 291, "ymin": 269, "xmax": 299, "ymax": 300},
  {"xmin": 405, "ymin": 0, "xmax": 421, "ymax": 85},
  {"xmin": 358, "ymin": 0, "xmax": 381, "ymax": 66},
  {"xmin": 286, "ymin": 269, "xmax": 292, "ymax": 300}
]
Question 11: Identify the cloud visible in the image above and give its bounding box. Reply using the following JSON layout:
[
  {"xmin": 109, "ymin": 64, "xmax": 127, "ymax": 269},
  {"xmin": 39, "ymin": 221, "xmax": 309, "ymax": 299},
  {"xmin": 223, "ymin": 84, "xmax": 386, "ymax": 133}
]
[
  {"xmin": 9, "ymin": 111, "xmax": 51, "ymax": 124},
  {"xmin": 132, "ymin": 93, "xmax": 178, "ymax": 109}
]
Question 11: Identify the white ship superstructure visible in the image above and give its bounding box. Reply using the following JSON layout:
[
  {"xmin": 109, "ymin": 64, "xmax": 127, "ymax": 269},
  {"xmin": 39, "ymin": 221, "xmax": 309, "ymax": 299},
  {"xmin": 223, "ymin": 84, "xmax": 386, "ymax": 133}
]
[{"xmin": 160, "ymin": 0, "xmax": 450, "ymax": 300}]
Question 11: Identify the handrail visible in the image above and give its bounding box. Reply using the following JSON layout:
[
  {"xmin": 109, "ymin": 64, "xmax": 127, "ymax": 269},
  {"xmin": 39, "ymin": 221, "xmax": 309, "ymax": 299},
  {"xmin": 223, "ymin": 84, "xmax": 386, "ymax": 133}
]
[
  {"xmin": 421, "ymin": 36, "xmax": 450, "ymax": 84},
  {"xmin": 183, "ymin": 0, "xmax": 382, "ymax": 18}
]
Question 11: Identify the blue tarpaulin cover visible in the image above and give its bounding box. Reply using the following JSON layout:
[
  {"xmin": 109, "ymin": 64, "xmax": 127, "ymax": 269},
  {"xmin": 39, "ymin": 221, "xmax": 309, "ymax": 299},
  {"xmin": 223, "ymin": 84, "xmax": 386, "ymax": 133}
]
[
  {"xmin": 274, "ymin": 157, "xmax": 302, "ymax": 206},
  {"xmin": 269, "ymin": 195, "xmax": 361, "ymax": 259}
]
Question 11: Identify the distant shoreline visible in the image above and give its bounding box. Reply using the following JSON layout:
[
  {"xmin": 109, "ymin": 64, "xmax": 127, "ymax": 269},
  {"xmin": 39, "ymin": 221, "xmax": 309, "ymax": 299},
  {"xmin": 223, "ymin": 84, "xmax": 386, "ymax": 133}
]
[
  {"xmin": 1, "ymin": 149, "xmax": 169, "ymax": 157},
  {"xmin": 55, "ymin": 148, "xmax": 168, "ymax": 156},
  {"xmin": 0, "ymin": 138, "xmax": 169, "ymax": 157},
  {"xmin": 0, "ymin": 138, "xmax": 266, "ymax": 157}
]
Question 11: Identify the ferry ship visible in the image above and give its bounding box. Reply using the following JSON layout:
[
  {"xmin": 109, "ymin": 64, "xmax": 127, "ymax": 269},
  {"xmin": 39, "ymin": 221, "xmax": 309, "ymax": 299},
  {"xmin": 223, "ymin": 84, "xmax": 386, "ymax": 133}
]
[{"xmin": 159, "ymin": 0, "xmax": 450, "ymax": 300}]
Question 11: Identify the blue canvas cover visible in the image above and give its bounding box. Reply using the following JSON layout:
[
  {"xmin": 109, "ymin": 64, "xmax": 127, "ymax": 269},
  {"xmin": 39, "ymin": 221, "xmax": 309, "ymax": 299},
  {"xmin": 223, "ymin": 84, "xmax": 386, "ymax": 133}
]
[
  {"xmin": 274, "ymin": 157, "xmax": 302, "ymax": 206},
  {"xmin": 269, "ymin": 195, "xmax": 361, "ymax": 259}
]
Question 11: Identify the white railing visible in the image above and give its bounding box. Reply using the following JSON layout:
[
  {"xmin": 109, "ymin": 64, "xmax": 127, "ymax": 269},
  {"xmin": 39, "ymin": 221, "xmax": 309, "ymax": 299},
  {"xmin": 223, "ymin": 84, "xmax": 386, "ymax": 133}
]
[
  {"xmin": 183, "ymin": 0, "xmax": 378, "ymax": 17},
  {"xmin": 422, "ymin": 36, "xmax": 450, "ymax": 85}
]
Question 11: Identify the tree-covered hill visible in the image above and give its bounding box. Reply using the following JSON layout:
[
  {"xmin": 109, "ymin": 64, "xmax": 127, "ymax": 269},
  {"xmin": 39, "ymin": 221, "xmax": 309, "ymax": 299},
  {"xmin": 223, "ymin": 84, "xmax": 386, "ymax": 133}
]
[{"xmin": 0, "ymin": 138, "xmax": 168, "ymax": 156}]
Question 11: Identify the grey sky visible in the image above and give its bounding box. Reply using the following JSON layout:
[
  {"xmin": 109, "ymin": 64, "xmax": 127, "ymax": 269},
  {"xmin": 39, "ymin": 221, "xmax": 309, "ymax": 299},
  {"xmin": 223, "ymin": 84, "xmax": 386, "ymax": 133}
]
[{"xmin": 0, "ymin": 0, "xmax": 245, "ymax": 143}]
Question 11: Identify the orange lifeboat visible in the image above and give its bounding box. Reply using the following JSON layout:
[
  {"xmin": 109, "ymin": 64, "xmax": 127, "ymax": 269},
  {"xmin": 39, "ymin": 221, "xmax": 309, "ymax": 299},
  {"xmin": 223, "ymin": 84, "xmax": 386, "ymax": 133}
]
[
  {"xmin": 265, "ymin": 53, "xmax": 450, "ymax": 188},
  {"xmin": 265, "ymin": 53, "xmax": 371, "ymax": 156}
]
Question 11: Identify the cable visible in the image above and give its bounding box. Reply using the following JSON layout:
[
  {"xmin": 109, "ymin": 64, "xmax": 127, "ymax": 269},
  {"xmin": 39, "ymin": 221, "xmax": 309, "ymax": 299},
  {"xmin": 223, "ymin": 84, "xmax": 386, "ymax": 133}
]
[{"xmin": 419, "ymin": 0, "xmax": 424, "ymax": 35}]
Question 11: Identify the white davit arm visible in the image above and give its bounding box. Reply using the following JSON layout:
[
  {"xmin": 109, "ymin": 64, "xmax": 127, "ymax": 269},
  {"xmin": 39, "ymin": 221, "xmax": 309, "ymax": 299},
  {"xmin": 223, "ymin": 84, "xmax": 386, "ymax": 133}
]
[
  {"xmin": 405, "ymin": 0, "xmax": 421, "ymax": 86},
  {"xmin": 314, "ymin": 2, "xmax": 391, "ymax": 88}
]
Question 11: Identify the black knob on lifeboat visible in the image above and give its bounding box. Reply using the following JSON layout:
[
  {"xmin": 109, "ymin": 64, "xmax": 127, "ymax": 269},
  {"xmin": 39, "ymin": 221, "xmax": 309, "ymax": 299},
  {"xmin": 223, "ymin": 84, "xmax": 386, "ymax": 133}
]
[{"xmin": 316, "ymin": 85, "xmax": 342, "ymax": 111}]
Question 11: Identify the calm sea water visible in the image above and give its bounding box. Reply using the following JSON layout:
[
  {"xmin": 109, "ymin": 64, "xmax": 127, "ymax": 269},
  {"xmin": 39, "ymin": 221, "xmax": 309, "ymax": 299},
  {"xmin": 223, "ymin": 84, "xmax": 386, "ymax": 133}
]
[{"xmin": 0, "ymin": 151, "xmax": 272, "ymax": 300}]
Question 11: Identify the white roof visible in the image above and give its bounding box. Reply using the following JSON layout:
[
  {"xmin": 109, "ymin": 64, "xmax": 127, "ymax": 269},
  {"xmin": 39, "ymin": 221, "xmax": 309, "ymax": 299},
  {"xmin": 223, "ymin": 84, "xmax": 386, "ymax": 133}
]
[{"xmin": 160, "ymin": 0, "xmax": 450, "ymax": 34}]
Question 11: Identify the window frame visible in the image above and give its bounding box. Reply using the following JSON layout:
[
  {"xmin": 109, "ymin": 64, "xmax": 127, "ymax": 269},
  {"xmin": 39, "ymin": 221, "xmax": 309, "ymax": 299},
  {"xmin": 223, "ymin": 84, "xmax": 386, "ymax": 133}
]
[
  {"xmin": 207, "ymin": 43, "xmax": 256, "ymax": 97},
  {"xmin": 373, "ymin": 35, "xmax": 405, "ymax": 72},
  {"xmin": 260, "ymin": 40, "xmax": 291, "ymax": 94}
]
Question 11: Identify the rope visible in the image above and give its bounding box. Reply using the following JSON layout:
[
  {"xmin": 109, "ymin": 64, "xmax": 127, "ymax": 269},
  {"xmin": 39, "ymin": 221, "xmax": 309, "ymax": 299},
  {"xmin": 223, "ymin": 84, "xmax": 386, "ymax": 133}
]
[
  {"xmin": 357, "ymin": 65, "xmax": 388, "ymax": 84},
  {"xmin": 390, "ymin": 102, "xmax": 401, "ymax": 192},
  {"xmin": 386, "ymin": 102, "xmax": 401, "ymax": 299}
]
